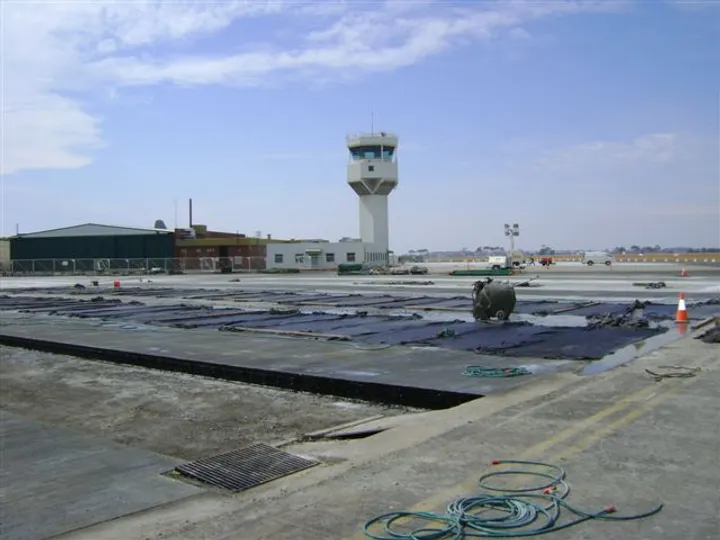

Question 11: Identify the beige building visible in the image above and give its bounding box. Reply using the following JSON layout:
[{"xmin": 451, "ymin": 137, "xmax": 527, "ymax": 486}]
[{"xmin": 0, "ymin": 238, "xmax": 10, "ymax": 272}]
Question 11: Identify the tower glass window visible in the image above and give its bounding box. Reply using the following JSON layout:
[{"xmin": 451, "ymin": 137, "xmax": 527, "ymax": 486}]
[{"xmin": 349, "ymin": 146, "xmax": 395, "ymax": 160}]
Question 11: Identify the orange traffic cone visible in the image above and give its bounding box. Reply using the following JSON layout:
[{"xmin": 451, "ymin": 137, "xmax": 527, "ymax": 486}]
[
  {"xmin": 675, "ymin": 293, "xmax": 689, "ymax": 324},
  {"xmin": 680, "ymin": 268, "xmax": 688, "ymax": 277}
]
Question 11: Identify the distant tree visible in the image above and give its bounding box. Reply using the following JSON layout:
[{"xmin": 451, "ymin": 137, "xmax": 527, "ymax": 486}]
[
  {"xmin": 538, "ymin": 245, "xmax": 555, "ymax": 256},
  {"xmin": 154, "ymin": 219, "xmax": 167, "ymax": 229}
]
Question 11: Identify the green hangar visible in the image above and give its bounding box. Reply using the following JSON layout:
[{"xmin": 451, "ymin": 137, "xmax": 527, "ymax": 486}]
[{"xmin": 10, "ymin": 223, "xmax": 175, "ymax": 262}]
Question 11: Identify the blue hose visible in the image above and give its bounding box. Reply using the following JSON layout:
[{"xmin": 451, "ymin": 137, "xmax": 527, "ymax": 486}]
[{"xmin": 362, "ymin": 459, "xmax": 662, "ymax": 539}]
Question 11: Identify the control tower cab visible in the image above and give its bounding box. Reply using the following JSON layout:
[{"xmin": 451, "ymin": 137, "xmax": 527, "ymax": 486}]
[{"xmin": 346, "ymin": 132, "xmax": 398, "ymax": 265}]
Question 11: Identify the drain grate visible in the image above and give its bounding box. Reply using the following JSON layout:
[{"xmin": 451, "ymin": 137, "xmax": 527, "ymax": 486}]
[{"xmin": 173, "ymin": 443, "xmax": 319, "ymax": 492}]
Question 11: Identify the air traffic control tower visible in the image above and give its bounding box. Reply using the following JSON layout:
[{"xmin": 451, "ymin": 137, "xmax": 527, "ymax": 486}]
[{"xmin": 346, "ymin": 131, "xmax": 398, "ymax": 265}]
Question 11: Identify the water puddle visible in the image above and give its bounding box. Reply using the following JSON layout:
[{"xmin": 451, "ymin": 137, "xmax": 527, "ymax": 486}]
[{"xmin": 582, "ymin": 321, "xmax": 682, "ymax": 375}]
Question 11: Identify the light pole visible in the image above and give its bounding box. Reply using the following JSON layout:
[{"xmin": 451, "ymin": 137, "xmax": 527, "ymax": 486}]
[{"xmin": 504, "ymin": 223, "xmax": 520, "ymax": 254}]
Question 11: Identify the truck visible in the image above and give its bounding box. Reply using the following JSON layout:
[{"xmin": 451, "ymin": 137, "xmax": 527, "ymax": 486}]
[
  {"xmin": 487, "ymin": 251, "xmax": 527, "ymax": 270},
  {"xmin": 582, "ymin": 251, "xmax": 614, "ymax": 266}
]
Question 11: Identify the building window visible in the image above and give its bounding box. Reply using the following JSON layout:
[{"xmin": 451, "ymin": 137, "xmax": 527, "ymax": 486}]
[
  {"xmin": 326, "ymin": 253, "xmax": 335, "ymax": 263},
  {"xmin": 295, "ymin": 253, "xmax": 304, "ymax": 263},
  {"xmin": 347, "ymin": 252, "xmax": 356, "ymax": 262},
  {"xmin": 274, "ymin": 253, "xmax": 284, "ymax": 264},
  {"xmin": 368, "ymin": 165, "xmax": 375, "ymax": 172}
]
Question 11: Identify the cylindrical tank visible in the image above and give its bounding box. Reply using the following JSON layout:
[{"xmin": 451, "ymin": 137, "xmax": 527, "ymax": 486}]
[{"xmin": 472, "ymin": 278, "xmax": 517, "ymax": 321}]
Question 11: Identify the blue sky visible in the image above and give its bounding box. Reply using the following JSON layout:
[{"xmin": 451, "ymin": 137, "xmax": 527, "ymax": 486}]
[{"xmin": 2, "ymin": 0, "xmax": 719, "ymax": 252}]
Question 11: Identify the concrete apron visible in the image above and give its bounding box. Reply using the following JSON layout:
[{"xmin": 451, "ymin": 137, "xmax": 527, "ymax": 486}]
[{"xmin": 50, "ymin": 327, "xmax": 719, "ymax": 540}]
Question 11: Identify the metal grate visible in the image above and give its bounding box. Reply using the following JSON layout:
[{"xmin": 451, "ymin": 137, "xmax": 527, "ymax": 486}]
[{"xmin": 173, "ymin": 443, "xmax": 319, "ymax": 492}]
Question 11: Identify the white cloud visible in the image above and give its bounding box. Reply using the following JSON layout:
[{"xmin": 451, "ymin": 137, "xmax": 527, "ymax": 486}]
[
  {"xmin": 2, "ymin": 0, "xmax": 627, "ymax": 175},
  {"xmin": 535, "ymin": 133, "xmax": 678, "ymax": 171}
]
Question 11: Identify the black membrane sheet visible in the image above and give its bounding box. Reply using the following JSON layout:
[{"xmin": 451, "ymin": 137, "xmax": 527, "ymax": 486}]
[{"xmin": 3, "ymin": 294, "xmax": 716, "ymax": 360}]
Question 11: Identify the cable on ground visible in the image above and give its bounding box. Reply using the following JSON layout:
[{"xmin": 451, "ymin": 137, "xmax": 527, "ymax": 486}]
[
  {"xmin": 462, "ymin": 366, "xmax": 531, "ymax": 378},
  {"xmin": 362, "ymin": 459, "xmax": 663, "ymax": 539},
  {"xmin": 645, "ymin": 365, "xmax": 700, "ymax": 381}
]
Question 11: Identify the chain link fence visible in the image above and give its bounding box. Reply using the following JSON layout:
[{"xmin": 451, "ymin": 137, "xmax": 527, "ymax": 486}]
[{"xmin": 5, "ymin": 257, "xmax": 270, "ymax": 276}]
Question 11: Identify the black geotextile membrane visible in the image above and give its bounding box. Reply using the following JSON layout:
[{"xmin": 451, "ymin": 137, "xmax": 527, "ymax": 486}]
[
  {"xmin": 325, "ymin": 296, "xmax": 405, "ymax": 307},
  {"xmin": 171, "ymin": 314, "xmax": 295, "ymax": 328},
  {"xmin": 0, "ymin": 295, "xmax": 75, "ymax": 307},
  {"xmin": 235, "ymin": 313, "xmax": 359, "ymax": 331},
  {"xmin": 326, "ymin": 318, "xmax": 440, "ymax": 337},
  {"xmin": 183, "ymin": 313, "xmax": 348, "ymax": 330},
  {"xmin": 642, "ymin": 302, "xmax": 720, "ymax": 321},
  {"xmin": 40, "ymin": 302, "xmax": 149, "ymax": 315},
  {"xmin": 561, "ymin": 303, "xmax": 630, "ymax": 317},
  {"xmin": 419, "ymin": 324, "xmax": 666, "ymax": 360},
  {"xmin": 105, "ymin": 288, "xmax": 171, "ymax": 296},
  {"xmin": 60, "ymin": 305, "xmax": 200, "ymax": 320},
  {"xmin": 144, "ymin": 309, "xmax": 251, "ymax": 323},
  {"xmin": 232, "ymin": 315, "xmax": 409, "ymax": 335},
  {"xmin": 277, "ymin": 294, "xmax": 339, "ymax": 304},
  {"xmin": 382, "ymin": 296, "xmax": 443, "ymax": 306},
  {"xmin": 247, "ymin": 293, "xmax": 304, "ymax": 303},
  {"xmin": 349, "ymin": 297, "xmax": 425, "ymax": 309},
  {"xmin": 183, "ymin": 292, "xmax": 235, "ymax": 300},
  {"xmin": 223, "ymin": 313, "xmax": 371, "ymax": 331},
  {"xmin": 23, "ymin": 301, "xmax": 125, "ymax": 313},
  {"xmin": 513, "ymin": 301, "xmax": 573, "ymax": 314},
  {"xmin": 2, "ymin": 299, "xmax": 83, "ymax": 310},
  {"xmin": 192, "ymin": 310, "xmax": 308, "ymax": 326},
  {"xmin": 359, "ymin": 321, "xmax": 475, "ymax": 345},
  {"xmin": 234, "ymin": 293, "xmax": 307, "ymax": 302},
  {"xmin": 412, "ymin": 297, "xmax": 470, "ymax": 309}
]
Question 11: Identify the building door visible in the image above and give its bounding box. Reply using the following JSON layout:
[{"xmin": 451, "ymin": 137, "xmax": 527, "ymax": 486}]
[{"xmin": 310, "ymin": 255, "xmax": 320, "ymax": 267}]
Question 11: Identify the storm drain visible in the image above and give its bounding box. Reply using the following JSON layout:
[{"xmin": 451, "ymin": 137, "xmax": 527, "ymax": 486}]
[{"xmin": 173, "ymin": 443, "xmax": 319, "ymax": 492}]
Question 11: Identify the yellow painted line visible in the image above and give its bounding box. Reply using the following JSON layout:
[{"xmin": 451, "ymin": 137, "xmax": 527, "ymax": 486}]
[
  {"xmin": 344, "ymin": 368, "xmax": 706, "ymax": 540},
  {"xmin": 552, "ymin": 375, "xmax": 700, "ymax": 463}
]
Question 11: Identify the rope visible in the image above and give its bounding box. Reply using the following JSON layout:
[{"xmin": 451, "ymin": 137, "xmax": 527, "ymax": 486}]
[
  {"xmin": 362, "ymin": 459, "xmax": 663, "ymax": 539},
  {"xmin": 463, "ymin": 366, "xmax": 531, "ymax": 378}
]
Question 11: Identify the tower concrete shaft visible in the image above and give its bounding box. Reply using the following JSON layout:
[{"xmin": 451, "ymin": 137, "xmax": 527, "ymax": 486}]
[{"xmin": 346, "ymin": 131, "xmax": 398, "ymax": 264}]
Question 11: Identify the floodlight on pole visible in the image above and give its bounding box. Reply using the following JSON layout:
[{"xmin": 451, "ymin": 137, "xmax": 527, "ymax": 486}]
[{"xmin": 504, "ymin": 223, "xmax": 520, "ymax": 253}]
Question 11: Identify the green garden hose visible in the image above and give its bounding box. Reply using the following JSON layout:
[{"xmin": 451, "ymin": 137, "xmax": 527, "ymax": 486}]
[
  {"xmin": 362, "ymin": 459, "xmax": 663, "ymax": 539},
  {"xmin": 462, "ymin": 366, "xmax": 531, "ymax": 378}
]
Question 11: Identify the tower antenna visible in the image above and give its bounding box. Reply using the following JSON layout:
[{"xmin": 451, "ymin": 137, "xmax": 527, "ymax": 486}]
[{"xmin": 370, "ymin": 111, "xmax": 374, "ymax": 135}]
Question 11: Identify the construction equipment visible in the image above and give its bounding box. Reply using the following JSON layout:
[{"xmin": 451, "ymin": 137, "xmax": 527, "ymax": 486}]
[{"xmin": 472, "ymin": 278, "xmax": 517, "ymax": 321}]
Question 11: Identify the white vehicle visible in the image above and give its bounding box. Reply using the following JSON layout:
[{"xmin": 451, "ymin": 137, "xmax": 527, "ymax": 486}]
[
  {"xmin": 488, "ymin": 252, "xmax": 527, "ymax": 270},
  {"xmin": 488, "ymin": 256, "xmax": 508, "ymax": 270},
  {"xmin": 582, "ymin": 251, "xmax": 614, "ymax": 266}
]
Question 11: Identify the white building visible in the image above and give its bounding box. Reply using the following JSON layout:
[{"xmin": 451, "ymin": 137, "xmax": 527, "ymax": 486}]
[
  {"xmin": 267, "ymin": 239, "xmax": 365, "ymax": 270},
  {"xmin": 267, "ymin": 131, "xmax": 399, "ymax": 270}
]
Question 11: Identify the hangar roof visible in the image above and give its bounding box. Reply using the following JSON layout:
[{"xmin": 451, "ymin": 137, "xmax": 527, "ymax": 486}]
[{"xmin": 12, "ymin": 223, "xmax": 173, "ymax": 239}]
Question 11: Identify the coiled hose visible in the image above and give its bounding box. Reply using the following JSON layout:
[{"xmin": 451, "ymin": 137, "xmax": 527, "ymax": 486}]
[
  {"xmin": 462, "ymin": 366, "xmax": 531, "ymax": 378},
  {"xmin": 362, "ymin": 459, "xmax": 663, "ymax": 539}
]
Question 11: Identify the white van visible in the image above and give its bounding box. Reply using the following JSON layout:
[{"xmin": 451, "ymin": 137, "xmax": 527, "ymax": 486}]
[{"xmin": 582, "ymin": 251, "xmax": 613, "ymax": 266}]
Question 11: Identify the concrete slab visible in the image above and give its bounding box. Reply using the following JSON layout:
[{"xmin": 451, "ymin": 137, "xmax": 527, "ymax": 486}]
[
  {"xmin": 0, "ymin": 314, "xmax": 577, "ymax": 409},
  {"xmin": 0, "ymin": 410, "xmax": 201, "ymax": 540},
  {"xmin": 49, "ymin": 333, "xmax": 720, "ymax": 540}
]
